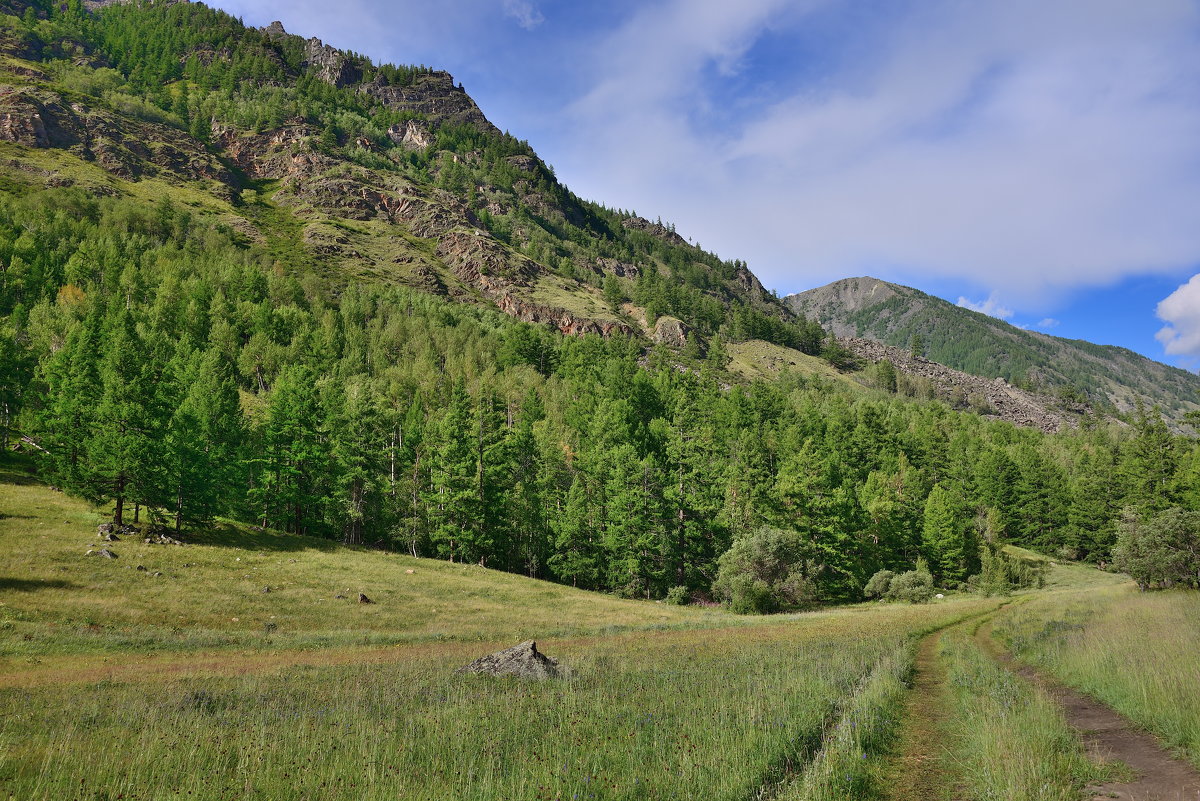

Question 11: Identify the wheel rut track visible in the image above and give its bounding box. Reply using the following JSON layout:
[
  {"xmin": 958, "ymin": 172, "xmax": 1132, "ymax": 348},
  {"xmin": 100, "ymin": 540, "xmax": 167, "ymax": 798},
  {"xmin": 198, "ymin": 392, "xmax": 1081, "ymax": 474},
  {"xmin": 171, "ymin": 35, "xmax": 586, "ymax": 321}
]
[{"xmin": 975, "ymin": 619, "xmax": 1200, "ymax": 801}]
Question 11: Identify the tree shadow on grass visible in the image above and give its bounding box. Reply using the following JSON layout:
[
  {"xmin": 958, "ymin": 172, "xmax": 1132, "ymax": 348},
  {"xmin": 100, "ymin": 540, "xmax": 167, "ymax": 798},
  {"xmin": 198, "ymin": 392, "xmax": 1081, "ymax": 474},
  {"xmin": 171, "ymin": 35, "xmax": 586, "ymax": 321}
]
[
  {"xmin": 0, "ymin": 577, "xmax": 79, "ymax": 592},
  {"xmin": 186, "ymin": 522, "xmax": 342, "ymax": 554}
]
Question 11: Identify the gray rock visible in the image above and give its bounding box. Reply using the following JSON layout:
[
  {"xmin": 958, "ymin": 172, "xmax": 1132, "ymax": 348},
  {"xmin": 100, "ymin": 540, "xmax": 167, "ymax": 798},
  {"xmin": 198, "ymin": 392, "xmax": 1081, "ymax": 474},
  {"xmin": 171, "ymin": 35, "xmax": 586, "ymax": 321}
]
[
  {"xmin": 358, "ymin": 593, "xmax": 373, "ymax": 604},
  {"xmin": 455, "ymin": 640, "xmax": 565, "ymax": 680},
  {"xmin": 96, "ymin": 549, "xmax": 117, "ymax": 559}
]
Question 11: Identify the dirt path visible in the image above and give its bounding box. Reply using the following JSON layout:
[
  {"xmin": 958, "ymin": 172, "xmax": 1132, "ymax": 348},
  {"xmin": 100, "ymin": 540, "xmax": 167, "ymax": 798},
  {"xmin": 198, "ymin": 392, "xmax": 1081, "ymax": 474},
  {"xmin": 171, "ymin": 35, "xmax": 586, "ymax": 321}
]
[
  {"xmin": 881, "ymin": 628, "xmax": 956, "ymax": 801},
  {"xmin": 976, "ymin": 620, "xmax": 1200, "ymax": 801}
]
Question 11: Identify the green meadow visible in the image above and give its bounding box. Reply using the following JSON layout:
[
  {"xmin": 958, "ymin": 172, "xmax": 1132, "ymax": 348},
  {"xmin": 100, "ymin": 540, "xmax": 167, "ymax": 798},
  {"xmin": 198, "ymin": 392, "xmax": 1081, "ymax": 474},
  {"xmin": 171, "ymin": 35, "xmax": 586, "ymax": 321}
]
[{"xmin": 1, "ymin": 459, "xmax": 1196, "ymax": 801}]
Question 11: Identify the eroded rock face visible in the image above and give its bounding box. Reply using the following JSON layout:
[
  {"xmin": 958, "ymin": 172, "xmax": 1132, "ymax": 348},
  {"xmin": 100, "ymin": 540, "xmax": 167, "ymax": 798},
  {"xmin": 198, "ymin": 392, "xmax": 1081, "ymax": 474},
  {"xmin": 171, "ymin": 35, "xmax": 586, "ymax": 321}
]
[
  {"xmin": 364, "ymin": 72, "xmax": 499, "ymax": 133},
  {"xmin": 652, "ymin": 316, "xmax": 690, "ymax": 348},
  {"xmin": 456, "ymin": 640, "xmax": 565, "ymax": 680},
  {"xmin": 304, "ymin": 36, "xmax": 362, "ymax": 88},
  {"xmin": 621, "ymin": 215, "xmax": 687, "ymax": 247}
]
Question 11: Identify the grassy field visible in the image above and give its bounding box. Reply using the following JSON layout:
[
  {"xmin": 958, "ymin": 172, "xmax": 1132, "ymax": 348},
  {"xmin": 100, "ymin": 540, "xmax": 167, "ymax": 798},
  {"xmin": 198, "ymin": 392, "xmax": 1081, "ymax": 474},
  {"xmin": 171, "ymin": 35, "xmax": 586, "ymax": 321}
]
[
  {"xmin": 0, "ymin": 457, "xmax": 736, "ymax": 661},
  {"xmin": 6, "ymin": 456, "xmax": 1192, "ymax": 801},
  {"xmin": 995, "ymin": 584, "xmax": 1200, "ymax": 770},
  {"xmin": 0, "ymin": 455, "xmax": 1012, "ymax": 800}
]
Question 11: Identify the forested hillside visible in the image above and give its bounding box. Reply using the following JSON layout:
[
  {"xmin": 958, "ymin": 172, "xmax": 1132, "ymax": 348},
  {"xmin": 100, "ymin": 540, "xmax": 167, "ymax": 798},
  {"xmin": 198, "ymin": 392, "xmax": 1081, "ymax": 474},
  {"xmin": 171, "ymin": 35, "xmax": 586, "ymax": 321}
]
[
  {"xmin": 787, "ymin": 277, "xmax": 1200, "ymax": 422},
  {"xmin": 1, "ymin": 1, "xmax": 1198, "ymax": 607}
]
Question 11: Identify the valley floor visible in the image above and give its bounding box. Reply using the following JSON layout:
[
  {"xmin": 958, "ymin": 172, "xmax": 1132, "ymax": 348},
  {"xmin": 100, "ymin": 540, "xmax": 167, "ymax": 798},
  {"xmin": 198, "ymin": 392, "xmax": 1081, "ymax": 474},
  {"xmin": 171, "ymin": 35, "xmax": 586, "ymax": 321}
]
[{"xmin": 2, "ymin": 464, "xmax": 1199, "ymax": 800}]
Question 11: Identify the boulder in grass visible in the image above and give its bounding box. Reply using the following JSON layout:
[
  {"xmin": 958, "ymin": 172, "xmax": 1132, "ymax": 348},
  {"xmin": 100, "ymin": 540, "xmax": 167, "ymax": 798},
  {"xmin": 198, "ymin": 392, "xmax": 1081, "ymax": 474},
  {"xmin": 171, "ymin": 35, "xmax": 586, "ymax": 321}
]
[{"xmin": 455, "ymin": 640, "xmax": 564, "ymax": 680}]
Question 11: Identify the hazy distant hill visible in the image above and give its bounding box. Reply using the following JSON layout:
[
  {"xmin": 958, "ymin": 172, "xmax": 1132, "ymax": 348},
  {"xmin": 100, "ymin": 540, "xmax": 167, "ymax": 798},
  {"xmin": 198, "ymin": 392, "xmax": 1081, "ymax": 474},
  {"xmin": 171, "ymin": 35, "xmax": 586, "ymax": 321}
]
[{"xmin": 786, "ymin": 277, "xmax": 1200, "ymax": 421}]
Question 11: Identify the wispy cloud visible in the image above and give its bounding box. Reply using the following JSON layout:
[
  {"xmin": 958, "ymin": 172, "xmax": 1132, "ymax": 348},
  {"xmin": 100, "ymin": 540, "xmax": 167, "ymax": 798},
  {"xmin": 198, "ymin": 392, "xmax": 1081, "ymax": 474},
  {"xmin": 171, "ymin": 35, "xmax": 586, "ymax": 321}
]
[
  {"xmin": 1156, "ymin": 273, "xmax": 1200, "ymax": 358},
  {"xmin": 502, "ymin": 0, "xmax": 544, "ymax": 31},
  {"xmin": 554, "ymin": 0, "xmax": 1200, "ymax": 307},
  {"xmin": 1037, "ymin": 318, "xmax": 1060, "ymax": 329},
  {"xmin": 956, "ymin": 295, "xmax": 1014, "ymax": 320}
]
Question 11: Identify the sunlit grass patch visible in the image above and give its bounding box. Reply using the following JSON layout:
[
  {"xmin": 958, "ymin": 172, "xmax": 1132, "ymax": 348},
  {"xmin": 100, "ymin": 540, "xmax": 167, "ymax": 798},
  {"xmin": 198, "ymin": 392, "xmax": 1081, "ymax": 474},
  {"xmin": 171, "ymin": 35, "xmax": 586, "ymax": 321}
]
[
  {"xmin": 996, "ymin": 586, "xmax": 1200, "ymax": 769},
  {"xmin": 941, "ymin": 625, "xmax": 1101, "ymax": 801}
]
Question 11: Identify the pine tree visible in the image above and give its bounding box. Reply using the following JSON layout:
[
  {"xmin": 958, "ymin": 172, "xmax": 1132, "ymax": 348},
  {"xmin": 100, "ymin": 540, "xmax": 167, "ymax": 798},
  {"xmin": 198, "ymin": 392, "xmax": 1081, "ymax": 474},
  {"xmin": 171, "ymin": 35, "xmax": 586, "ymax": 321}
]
[
  {"xmin": 922, "ymin": 484, "xmax": 976, "ymax": 583},
  {"xmin": 88, "ymin": 309, "xmax": 159, "ymax": 525},
  {"xmin": 163, "ymin": 349, "xmax": 244, "ymax": 531}
]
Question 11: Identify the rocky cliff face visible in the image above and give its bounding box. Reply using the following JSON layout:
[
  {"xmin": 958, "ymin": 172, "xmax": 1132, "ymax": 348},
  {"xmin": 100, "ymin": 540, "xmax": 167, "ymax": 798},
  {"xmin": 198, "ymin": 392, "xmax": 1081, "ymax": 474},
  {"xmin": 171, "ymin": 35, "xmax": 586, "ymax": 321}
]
[{"xmin": 0, "ymin": 86, "xmax": 234, "ymax": 191}]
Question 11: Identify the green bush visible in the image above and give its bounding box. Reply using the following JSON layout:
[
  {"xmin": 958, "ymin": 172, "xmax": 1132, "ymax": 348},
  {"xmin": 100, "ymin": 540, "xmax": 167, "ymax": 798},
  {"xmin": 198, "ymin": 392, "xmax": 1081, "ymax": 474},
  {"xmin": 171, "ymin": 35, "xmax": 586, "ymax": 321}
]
[
  {"xmin": 885, "ymin": 566, "xmax": 934, "ymax": 604},
  {"xmin": 1113, "ymin": 507, "xmax": 1200, "ymax": 590},
  {"xmin": 863, "ymin": 569, "xmax": 895, "ymax": 599},
  {"xmin": 713, "ymin": 526, "xmax": 818, "ymax": 614},
  {"xmin": 664, "ymin": 585, "xmax": 689, "ymax": 606}
]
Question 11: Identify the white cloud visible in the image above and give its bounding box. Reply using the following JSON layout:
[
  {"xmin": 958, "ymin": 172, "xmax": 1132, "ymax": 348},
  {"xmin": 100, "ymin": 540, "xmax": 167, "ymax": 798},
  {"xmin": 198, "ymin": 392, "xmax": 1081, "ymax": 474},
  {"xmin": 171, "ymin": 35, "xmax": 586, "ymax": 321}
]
[
  {"xmin": 553, "ymin": 0, "xmax": 1200, "ymax": 306},
  {"xmin": 1037, "ymin": 318, "xmax": 1060, "ymax": 328},
  {"xmin": 957, "ymin": 295, "xmax": 1014, "ymax": 319},
  {"xmin": 1156, "ymin": 273, "xmax": 1200, "ymax": 357},
  {"xmin": 502, "ymin": 0, "xmax": 544, "ymax": 31}
]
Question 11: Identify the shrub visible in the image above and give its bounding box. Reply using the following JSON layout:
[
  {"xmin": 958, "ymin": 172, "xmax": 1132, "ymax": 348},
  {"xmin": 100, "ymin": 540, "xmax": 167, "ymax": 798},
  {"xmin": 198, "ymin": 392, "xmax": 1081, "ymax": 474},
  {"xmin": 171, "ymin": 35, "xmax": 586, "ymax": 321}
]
[
  {"xmin": 712, "ymin": 526, "xmax": 819, "ymax": 614},
  {"xmin": 886, "ymin": 564, "xmax": 934, "ymax": 604},
  {"xmin": 1113, "ymin": 507, "xmax": 1200, "ymax": 591},
  {"xmin": 665, "ymin": 585, "xmax": 689, "ymax": 606},
  {"xmin": 863, "ymin": 569, "xmax": 895, "ymax": 599}
]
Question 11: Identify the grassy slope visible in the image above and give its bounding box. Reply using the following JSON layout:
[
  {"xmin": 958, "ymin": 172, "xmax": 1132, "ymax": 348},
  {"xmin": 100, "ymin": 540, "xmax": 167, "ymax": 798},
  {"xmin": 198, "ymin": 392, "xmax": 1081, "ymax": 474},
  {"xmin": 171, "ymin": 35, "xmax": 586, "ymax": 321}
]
[
  {"xmin": 0, "ymin": 456, "xmax": 734, "ymax": 661},
  {"xmin": 725, "ymin": 339, "xmax": 860, "ymax": 387},
  {"xmin": 0, "ymin": 460, "xmax": 1017, "ymax": 801}
]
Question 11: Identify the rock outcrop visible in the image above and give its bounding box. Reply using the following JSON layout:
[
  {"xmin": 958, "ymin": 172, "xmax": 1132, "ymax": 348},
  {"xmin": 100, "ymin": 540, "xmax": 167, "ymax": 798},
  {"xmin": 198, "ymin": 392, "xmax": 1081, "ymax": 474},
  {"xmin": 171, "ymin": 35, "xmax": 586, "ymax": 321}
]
[
  {"xmin": 621, "ymin": 215, "xmax": 687, "ymax": 247},
  {"xmin": 364, "ymin": 72, "xmax": 498, "ymax": 133},
  {"xmin": 456, "ymin": 640, "xmax": 565, "ymax": 680},
  {"xmin": 652, "ymin": 316, "xmax": 691, "ymax": 348}
]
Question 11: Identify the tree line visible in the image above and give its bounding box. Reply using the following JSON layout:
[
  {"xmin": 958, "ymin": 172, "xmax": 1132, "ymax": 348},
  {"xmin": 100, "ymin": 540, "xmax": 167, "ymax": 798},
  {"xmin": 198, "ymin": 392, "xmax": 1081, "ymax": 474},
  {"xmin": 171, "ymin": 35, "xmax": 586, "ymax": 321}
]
[{"xmin": 2, "ymin": 190, "xmax": 1198, "ymax": 606}]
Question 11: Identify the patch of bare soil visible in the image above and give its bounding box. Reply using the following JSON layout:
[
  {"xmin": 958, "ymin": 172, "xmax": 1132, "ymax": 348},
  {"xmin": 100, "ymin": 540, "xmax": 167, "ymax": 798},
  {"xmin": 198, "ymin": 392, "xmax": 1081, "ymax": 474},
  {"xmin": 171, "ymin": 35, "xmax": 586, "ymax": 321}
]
[{"xmin": 976, "ymin": 620, "xmax": 1200, "ymax": 801}]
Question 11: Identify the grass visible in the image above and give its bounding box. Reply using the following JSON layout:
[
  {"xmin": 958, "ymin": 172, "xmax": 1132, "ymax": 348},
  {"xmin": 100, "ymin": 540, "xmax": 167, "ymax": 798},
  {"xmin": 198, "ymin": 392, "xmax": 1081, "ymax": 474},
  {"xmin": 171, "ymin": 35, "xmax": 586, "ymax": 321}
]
[
  {"xmin": 940, "ymin": 622, "xmax": 1103, "ymax": 801},
  {"xmin": 725, "ymin": 340, "xmax": 860, "ymax": 387},
  {"xmin": 0, "ymin": 468, "xmax": 738, "ymax": 661},
  {"xmin": 0, "ymin": 459, "xmax": 1164, "ymax": 801},
  {"xmin": 0, "ymin": 457, "xmax": 1018, "ymax": 800},
  {"xmin": 995, "ymin": 584, "xmax": 1200, "ymax": 770},
  {"xmin": 0, "ymin": 603, "xmax": 1007, "ymax": 801}
]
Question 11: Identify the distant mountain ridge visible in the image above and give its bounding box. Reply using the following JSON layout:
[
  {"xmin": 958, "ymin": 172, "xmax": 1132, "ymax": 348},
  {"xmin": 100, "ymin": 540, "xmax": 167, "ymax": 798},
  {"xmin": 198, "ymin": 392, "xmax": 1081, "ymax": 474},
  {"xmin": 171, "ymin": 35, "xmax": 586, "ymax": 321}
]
[{"xmin": 785, "ymin": 277, "xmax": 1200, "ymax": 421}]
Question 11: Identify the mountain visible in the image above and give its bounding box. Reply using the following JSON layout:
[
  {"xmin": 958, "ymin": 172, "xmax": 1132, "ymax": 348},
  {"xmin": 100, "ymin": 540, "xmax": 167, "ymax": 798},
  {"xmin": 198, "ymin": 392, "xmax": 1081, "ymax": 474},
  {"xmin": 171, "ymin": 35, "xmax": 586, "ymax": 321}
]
[
  {"xmin": 786, "ymin": 277, "xmax": 1200, "ymax": 422},
  {"xmin": 0, "ymin": 0, "xmax": 813, "ymax": 353}
]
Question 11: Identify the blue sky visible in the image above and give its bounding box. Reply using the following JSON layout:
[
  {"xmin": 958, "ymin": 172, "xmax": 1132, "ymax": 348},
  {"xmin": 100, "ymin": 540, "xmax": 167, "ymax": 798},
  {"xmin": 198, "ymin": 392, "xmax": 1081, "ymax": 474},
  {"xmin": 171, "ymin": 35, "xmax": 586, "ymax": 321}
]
[{"xmin": 212, "ymin": 0, "xmax": 1200, "ymax": 371}]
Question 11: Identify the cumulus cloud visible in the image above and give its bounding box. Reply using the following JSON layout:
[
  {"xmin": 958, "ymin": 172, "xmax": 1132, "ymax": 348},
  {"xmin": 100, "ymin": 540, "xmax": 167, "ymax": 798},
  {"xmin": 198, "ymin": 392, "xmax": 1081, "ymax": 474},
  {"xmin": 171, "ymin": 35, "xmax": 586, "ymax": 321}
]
[
  {"xmin": 502, "ymin": 0, "xmax": 544, "ymax": 30},
  {"xmin": 957, "ymin": 295, "xmax": 1014, "ymax": 320},
  {"xmin": 1156, "ymin": 274, "xmax": 1200, "ymax": 357},
  {"xmin": 553, "ymin": 0, "xmax": 1200, "ymax": 305}
]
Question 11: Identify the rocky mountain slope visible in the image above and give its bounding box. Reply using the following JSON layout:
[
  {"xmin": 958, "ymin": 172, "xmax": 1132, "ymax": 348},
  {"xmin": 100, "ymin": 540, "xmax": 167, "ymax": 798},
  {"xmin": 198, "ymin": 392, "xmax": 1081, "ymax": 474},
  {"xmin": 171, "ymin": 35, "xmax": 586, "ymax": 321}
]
[
  {"xmin": 787, "ymin": 277, "xmax": 1200, "ymax": 422},
  {"xmin": 0, "ymin": 0, "xmax": 802, "ymax": 350}
]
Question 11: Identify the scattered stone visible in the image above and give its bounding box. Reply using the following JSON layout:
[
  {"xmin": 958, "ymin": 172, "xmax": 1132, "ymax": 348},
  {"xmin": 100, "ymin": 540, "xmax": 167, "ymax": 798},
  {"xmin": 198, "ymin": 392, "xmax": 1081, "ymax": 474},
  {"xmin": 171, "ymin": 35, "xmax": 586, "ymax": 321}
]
[
  {"xmin": 96, "ymin": 549, "xmax": 117, "ymax": 559},
  {"xmin": 144, "ymin": 532, "xmax": 185, "ymax": 546},
  {"xmin": 405, "ymin": 569, "xmax": 415, "ymax": 574},
  {"xmin": 935, "ymin": 593, "xmax": 945, "ymax": 599},
  {"xmin": 358, "ymin": 593, "xmax": 373, "ymax": 604},
  {"xmin": 136, "ymin": 565, "xmax": 147, "ymax": 572},
  {"xmin": 335, "ymin": 594, "xmax": 347, "ymax": 599},
  {"xmin": 151, "ymin": 572, "xmax": 162, "ymax": 577},
  {"xmin": 456, "ymin": 640, "xmax": 565, "ymax": 680},
  {"xmin": 261, "ymin": 586, "xmax": 271, "ymax": 594},
  {"xmin": 102, "ymin": 533, "xmax": 120, "ymax": 542}
]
